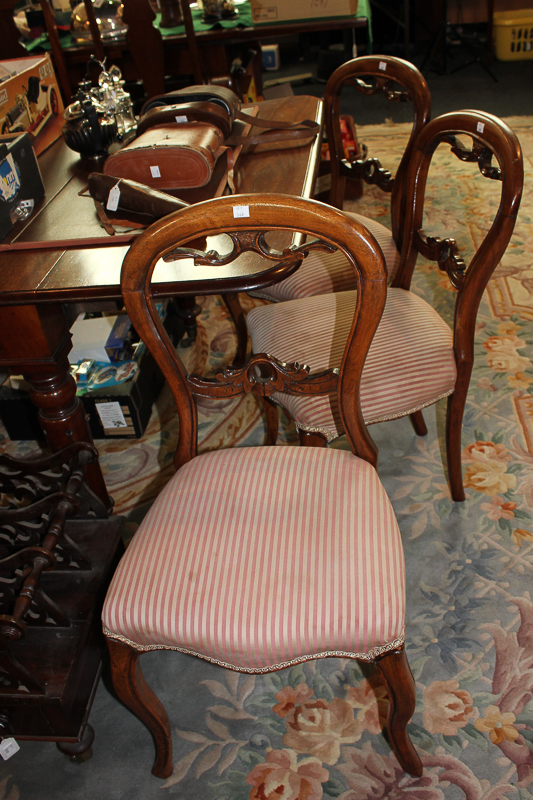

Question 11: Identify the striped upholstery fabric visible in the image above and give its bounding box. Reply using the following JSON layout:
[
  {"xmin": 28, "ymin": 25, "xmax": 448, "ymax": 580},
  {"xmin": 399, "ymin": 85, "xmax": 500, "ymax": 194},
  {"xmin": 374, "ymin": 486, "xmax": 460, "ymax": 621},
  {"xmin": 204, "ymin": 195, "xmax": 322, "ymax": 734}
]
[
  {"xmin": 103, "ymin": 447, "xmax": 405, "ymax": 672},
  {"xmin": 247, "ymin": 288, "xmax": 456, "ymax": 439},
  {"xmin": 251, "ymin": 211, "xmax": 400, "ymax": 303}
]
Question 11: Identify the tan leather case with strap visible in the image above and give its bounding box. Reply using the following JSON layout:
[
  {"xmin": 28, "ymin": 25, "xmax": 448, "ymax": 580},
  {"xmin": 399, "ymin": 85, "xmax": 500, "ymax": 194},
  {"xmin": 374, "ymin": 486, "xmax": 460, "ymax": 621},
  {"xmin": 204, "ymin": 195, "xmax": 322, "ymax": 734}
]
[{"xmin": 103, "ymin": 124, "xmax": 225, "ymax": 190}]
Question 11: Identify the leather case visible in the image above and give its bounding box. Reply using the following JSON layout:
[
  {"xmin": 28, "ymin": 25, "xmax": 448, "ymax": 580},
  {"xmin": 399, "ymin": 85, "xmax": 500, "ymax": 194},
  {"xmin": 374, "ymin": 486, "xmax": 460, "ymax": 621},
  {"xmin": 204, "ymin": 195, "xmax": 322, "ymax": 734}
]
[
  {"xmin": 140, "ymin": 85, "xmax": 240, "ymax": 121},
  {"xmin": 102, "ymin": 123, "xmax": 225, "ymax": 190},
  {"xmin": 136, "ymin": 100, "xmax": 233, "ymax": 138},
  {"xmin": 137, "ymin": 85, "xmax": 319, "ymax": 151}
]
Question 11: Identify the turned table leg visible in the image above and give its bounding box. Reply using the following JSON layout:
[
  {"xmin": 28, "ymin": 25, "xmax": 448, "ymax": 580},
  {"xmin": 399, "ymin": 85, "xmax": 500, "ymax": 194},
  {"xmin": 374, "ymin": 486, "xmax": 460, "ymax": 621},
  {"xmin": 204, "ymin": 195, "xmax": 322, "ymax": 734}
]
[{"xmin": 0, "ymin": 303, "xmax": 112, "ymax": 511}]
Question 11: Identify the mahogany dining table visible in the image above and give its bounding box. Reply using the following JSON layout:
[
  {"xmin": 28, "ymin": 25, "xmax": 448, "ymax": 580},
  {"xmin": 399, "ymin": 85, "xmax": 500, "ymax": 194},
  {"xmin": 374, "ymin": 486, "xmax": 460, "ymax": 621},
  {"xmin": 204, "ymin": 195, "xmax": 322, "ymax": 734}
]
[{"xmin": 0, "ymin": 94, "xmax": 323, "ymax": 508}]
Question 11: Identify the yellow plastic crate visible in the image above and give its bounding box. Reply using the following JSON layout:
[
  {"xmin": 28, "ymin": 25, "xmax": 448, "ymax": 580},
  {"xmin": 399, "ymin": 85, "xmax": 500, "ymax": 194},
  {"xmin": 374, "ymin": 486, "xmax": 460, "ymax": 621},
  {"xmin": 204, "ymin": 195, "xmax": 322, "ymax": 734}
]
[{"xmin": 493, "ymin": 9, "xmax": 533, "ymax": 60}]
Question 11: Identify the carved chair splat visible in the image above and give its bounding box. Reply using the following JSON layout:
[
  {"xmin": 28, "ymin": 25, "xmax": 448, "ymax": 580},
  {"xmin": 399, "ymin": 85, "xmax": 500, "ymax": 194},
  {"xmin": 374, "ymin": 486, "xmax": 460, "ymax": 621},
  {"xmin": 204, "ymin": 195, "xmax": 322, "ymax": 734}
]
[{"xmin": 102, "ymin": 194, "xmax": 423, "ymax": 779}]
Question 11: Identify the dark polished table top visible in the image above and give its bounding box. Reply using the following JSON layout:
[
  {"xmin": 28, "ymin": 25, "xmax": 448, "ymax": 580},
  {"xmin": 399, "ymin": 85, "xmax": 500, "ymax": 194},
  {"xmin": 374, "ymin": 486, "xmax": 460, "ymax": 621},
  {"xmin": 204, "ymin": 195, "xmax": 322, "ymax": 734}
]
[{"xmin": 0, "ymin": 94, "xmax": 323, "ymax": 305}]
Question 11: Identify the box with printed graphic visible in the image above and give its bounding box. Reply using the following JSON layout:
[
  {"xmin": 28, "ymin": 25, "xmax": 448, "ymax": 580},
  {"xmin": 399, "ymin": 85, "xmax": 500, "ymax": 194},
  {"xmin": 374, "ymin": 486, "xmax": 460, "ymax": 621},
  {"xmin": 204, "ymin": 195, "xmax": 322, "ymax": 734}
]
[
  {"xmin": 0, "ymin": 55, "xmax": 64, "ymax": 156},
  {"xmin": 0, "ymin": 131, "xmax": 44, "ymax": 241}
]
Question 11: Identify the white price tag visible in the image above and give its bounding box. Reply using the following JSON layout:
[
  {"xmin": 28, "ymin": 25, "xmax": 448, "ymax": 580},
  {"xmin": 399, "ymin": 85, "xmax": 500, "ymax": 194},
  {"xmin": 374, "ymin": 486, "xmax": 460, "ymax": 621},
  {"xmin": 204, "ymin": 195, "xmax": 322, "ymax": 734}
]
[
  {"xmin": 95, "ymin": 401, "xmax": 128, "ymax": 429},
  {"xmin": 150, "ymin": 165, "xmax": 161, "ymax": 178},
  {"xmin": 379, "ymin": 61, "xmax": 387, "ymax": 71},
  {"xmin": 175, "ymin": 115, "xmax": 188, "ymax": 123},
  {"xmin": 106, "ymin": 183, "xmax": 121, "ymax": 212},
  {"xmin": 233, "ymin": 205, "xmax": 250, "ymax": 218},
  {"xmin": 477, "ymin": 122, "xmax": 485, "ymax": 133},
  {"xmin": 0, "ymin": 738, "xmax": 20, "ymax": 761}
]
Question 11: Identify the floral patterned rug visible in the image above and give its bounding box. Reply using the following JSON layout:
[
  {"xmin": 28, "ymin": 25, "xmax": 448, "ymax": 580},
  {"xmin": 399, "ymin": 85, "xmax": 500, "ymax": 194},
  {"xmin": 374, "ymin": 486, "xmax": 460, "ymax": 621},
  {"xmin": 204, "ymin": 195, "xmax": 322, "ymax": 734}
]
[{"xmin": 3, "ymin": 115, "xmax": 533, "ymax": 800}]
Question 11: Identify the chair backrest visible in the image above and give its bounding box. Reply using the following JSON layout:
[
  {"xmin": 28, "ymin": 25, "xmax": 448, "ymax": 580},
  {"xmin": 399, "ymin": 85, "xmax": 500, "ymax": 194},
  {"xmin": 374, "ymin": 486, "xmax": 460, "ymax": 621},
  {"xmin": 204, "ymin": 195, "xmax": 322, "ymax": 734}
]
[
  {"xmin": 121, "ymin": 0, "xmax": 166, "ymax": 99},
  {"xmin": 0, "ymin": 0, "xmax": 28, "ymax": 59},
  {"xmin": 393, "ymin": 110, "xmax": 523, "ymax": 377},
  {"xmin": 324, "ymin": 55, "xmax": 431, "ymax": 253},
  {"xmin": 120, "ymin": 194, "xmax": 387, "ymax": 468}
]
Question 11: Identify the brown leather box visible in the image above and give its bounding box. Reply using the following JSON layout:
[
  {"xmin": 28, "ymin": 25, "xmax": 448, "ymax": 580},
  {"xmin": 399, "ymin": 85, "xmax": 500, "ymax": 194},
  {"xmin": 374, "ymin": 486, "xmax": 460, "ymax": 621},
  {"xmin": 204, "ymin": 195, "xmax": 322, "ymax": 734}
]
[{"xmin": 103, "ymin": 123, "xmax": 225, "ymax": 190}]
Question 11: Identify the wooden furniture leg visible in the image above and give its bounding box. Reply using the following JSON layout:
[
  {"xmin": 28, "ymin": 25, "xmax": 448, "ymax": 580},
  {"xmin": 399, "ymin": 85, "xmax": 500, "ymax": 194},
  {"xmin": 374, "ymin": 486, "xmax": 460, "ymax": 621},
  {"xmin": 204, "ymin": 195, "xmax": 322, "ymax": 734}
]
[
  {"xmin": 56, "ymin": 723, "xmax": 95, "ymax": 761},
  {"xmin": 374, "ymin": 646, "xmax": 423, "ymax": 777},
  {"xmin": 175, "ymin": 296, "xmax": 201, "ymax": 348},
  {"xmin": 107, "ymin": 638, "xmax": 173, "ymax": 779},
  {"xmin": 0, "ymin": 304, "xmax": 111, "ymax": 511},
  {"xmin": 446, "ymin": 388, "xmax": 467, "ymax": 502},
  {"xmin": 221, "ymin": 293, "xmax": 248, "ymax": 366},
  {"xmin": 409, "ymin": 409, "xmax": 428, "ymax": 436},
  {"xmin": 299, "ymin": 429, "xmax": 328, "ymax": 447}
]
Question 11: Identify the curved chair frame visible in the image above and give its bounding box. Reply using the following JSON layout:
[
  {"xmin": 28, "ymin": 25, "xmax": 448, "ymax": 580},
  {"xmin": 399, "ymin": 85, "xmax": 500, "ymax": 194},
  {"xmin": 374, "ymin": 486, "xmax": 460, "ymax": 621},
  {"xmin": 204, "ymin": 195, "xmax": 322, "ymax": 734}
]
[
  {"xmin": 103, "ymin": 194, "xmax": 423, "ymax": 779},
  {"xmin": 393, "ymin": 110, "xmax": 523, "ymax": 500},
  {"xmin": 324, "ymin": 55, "xmax": 431, "ymax": 254},
  {"xmin": 226, "ymin": 57, "xmax": 431, "ymax": 363},
  {"xmin": 247, "ymin": 112, "xmax": 523, "ymax": 502}
]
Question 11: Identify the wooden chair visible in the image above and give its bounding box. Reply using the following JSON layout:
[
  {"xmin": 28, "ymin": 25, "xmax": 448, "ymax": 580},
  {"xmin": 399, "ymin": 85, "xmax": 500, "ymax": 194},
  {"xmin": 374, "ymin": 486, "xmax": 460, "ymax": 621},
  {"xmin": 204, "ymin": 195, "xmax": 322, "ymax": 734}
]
[
  {"xmin": 245, "ymin": 111, "xmax": 523, "ymax": 502},
  {"xmin": 248, "ymin": 56, "xmax": 431, "ymax": 304},
  {"xmin": 101, "ymin": 194, "xmax": 423, "ymax": 780}
]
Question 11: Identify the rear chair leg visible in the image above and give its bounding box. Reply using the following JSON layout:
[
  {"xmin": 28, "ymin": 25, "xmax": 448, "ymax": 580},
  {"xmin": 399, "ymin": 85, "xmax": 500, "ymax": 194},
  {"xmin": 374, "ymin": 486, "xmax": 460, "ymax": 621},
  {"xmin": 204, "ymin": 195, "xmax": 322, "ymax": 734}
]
[
  {"xmin": 374, "ymin": 646, "xmax": 422, "ymax": 777},
  {"xmin": 409, "ymin": 410, "xmax": 428, "ymax": 437},
  {"xmin": 221, "ymin": 292, "xmax": 248, "ymax": 367},
  {"xmin": 107, "ymin": 638, "xmax": 173, "ymax": 779},
  {"xmin": 446, "ymin": 389, "xmax": 467, "ymax": 502}
]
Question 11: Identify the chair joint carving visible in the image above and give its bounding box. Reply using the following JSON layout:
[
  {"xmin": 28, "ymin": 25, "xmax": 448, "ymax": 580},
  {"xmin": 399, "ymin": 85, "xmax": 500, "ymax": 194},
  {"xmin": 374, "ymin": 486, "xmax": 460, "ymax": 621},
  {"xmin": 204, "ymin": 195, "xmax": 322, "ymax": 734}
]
[
  {"xmin": 188, "ymin": 354, "xmax": 339, "ymax": 399},
  {"xmin": 164, "ymin": 233, "xmax": 337, "ymax": 266},
  {"xmin": 350, "ymin": 76, "xmax": 410, "ymax": 104},
  {"xmin": 415, "ymin": 229, "xmax": 466, "ymax": 289},
  {"xmin": 446, "ymin": 135, "xmax": 502, "ymax": 181},
  {"xmin": 342, "ymin": 156, "xmax": 394, "ymax": 192}
]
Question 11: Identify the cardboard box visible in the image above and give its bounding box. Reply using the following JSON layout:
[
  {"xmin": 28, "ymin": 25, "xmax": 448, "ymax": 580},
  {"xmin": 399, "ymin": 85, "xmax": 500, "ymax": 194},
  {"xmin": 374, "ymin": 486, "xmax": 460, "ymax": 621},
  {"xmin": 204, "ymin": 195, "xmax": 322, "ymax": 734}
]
[
  {"xmin": 0, "ymin": 55, "xmax": 64, "ymax": 155},
  {"xmin": 250, "ymin": 0, "xmax": 358, "ymax": 25},
  {"xmin": 0, "ymin": 302, "xmax": 184, "ymax": 440},
  {"xmin": 79, "ymin": 303, "xmax": 183, "ymax": 438},
  {"xmin": 0, "ymin": 131, "xmax": 44, "ymax": 241},
  {"xmin": 69, "ymin": 313, "xmax": 133, "ymax": 364},
  {"xmin": 262, "ymin": 44, "xmax": 280, "ymax": 70}
]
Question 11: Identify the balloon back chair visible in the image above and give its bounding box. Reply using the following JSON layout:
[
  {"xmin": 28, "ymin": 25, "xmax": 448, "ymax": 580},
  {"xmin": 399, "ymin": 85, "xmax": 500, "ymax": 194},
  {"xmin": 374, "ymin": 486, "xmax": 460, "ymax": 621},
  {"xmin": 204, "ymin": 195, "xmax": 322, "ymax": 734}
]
[
  {"xmin": 102, "ymin": 194, "xmax": 423, "ymax": 780},
  {"xmin": 245, "ymin": 112, "xmax": 523, "ymax": 502},
  {"xmin": 247, "ymin": 56, "xmax": 431, "ymax": 306}
]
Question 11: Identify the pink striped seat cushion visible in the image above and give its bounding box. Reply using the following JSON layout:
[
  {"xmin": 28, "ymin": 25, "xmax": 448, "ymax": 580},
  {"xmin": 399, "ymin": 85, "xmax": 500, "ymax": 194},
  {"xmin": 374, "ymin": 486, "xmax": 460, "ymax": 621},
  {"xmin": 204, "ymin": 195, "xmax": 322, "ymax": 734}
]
[
  {"xmin": 251, "ymin": 211, "xmax": 400, "ymax": 303},
  {"xmin": 102, "ymin": 446, "xmax": 405, "ymax": 672},
  {"xmin": 247, "ymin": 288, "xmax": 456, "ymax": 439}
]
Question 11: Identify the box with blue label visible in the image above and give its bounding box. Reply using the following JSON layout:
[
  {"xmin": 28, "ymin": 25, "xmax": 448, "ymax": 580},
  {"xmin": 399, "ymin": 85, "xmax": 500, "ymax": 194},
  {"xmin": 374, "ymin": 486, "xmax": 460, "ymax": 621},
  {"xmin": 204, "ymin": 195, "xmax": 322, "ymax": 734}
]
[{"xmin": 0, "ymin": 131, "xmax": 44, "ymax": 241}]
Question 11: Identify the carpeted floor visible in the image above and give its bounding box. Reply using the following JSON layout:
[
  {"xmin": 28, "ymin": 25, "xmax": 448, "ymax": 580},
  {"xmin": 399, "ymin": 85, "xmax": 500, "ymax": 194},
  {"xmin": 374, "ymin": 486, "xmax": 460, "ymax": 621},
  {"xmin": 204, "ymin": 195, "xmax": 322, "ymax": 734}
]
[{"xmin": 2, "ymin": 115, "xmax": 533, "ymax": 799}]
